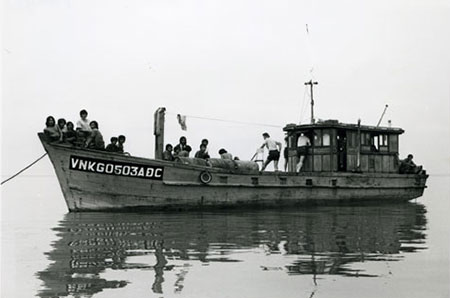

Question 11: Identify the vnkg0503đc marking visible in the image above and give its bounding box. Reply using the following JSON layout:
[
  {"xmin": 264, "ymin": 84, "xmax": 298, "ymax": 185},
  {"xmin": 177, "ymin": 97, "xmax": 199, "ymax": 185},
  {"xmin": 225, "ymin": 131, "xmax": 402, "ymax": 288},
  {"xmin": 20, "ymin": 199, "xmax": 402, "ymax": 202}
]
[{"xmin": 69, "ymin": 155, "xmax": 164, "ymax": 180}]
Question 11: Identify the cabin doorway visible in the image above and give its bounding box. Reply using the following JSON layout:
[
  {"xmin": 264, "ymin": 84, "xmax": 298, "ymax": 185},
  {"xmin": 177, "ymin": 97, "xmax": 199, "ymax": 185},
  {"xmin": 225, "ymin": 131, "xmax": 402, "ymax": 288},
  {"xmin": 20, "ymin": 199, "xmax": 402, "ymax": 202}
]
[{"xmin": 337, "ymin": 130, "xmax": 347, "ymax": 171}]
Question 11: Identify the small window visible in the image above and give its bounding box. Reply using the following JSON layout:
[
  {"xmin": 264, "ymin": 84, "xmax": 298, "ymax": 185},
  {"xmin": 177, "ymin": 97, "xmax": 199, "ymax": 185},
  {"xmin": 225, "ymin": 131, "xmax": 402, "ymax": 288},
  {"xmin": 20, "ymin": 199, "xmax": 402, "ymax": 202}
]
[
  {"xmin": 381, "ymin": 135, "xmax": 388, "ymax": 147},
  {"xmin": 313, "ymin": 130, "xmax": 322, "ymax": 146},
  {"xmin": 279, "ymin": 177, "xmax": 287, "ymax": 185},
  {"xmin": 331, "ymin": 179, "xmax": 337, "ymax": 186},
  {"xmin": 251, "ymin": 177, "xmax": 259, "ymax": 185},
  {"xmin": 306, "ymin": 179, "xmax": 313, "ymax": 186},
  {"xmin": 322, "ymin": 133, "xmax": 330, "ymax": 146},
  {"xmin": 361, "ymin": 133, "xmax": 370, "ymax": 145},
  {"xmin": 220, "ymin": 176, "xmax": 228, "ymax": 184},
  {"xmin": 373, "ymin": 135, "xmax": 379, "ymax": 150}
]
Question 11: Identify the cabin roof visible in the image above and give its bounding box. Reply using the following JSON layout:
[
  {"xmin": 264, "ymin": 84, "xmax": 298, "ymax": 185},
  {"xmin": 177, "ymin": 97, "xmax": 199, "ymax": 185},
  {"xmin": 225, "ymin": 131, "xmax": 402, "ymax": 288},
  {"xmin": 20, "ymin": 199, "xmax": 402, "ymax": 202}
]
[{"xmin": 283, "ymin": 120, "xmax": 404, "ymax": 134}]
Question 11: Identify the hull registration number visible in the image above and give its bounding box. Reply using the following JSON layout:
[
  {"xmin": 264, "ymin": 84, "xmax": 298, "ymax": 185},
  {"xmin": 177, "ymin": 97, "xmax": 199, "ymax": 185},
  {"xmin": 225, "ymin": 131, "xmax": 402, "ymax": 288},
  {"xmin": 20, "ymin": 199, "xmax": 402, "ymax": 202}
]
[{"xmin": 69, "ymin": 155, "xmax": 164, "ymax": 180}]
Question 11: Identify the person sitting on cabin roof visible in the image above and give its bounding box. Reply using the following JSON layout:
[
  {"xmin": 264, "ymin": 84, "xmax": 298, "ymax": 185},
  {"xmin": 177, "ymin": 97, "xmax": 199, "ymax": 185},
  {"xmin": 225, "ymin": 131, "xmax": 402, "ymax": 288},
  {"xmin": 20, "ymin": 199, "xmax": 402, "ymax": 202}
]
[
  {"xmin": 106, "ymin": 137, "xmax": 119, "ymax": 152},
  {"xmin": 85, "ymin": 121, "xmax": 105, "ymax": 150},
  {"xmin": 219, "ymin": 148, "xmax": 233, "ymax": 160},
  {"xmin": 174, "ymin": 136, "xmax": 192, "ymax": 157},
  {"xmin": 399, "ymin": 154, "xmax": 423, "ymax": 174},
  {"xmin": 296, "ymin": 133, "xmax": 311, "ymax": 172},
  {"xmin": 260, "ymin": 133, "xmax": 282, "ymax": 172},
  {"xmin": 43, "ymin": 116, "xmax": 61, "ymax": 142},
  {"xmin": 64, "ymin": 122, "xmax": 77, "ymax": 145},
  {"xmin": 163, "ymin": 144, "xmax": 174, "ymax": 161},
  {"xmin": 195, "ymin": 144, "xmax": 210, "ymax": 160}
]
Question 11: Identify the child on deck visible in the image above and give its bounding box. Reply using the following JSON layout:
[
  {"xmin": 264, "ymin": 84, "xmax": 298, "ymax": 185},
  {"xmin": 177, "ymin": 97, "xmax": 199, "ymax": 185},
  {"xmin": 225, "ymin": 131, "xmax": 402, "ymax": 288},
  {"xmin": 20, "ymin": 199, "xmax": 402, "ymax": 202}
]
[
  {"xmin": 219, "ymin": 148, "xmax": 233, "ymax": 160},
  {"xmin": 64, "ymin": 122, "xmax": 77, "ymax": 145},
  {"xmin": 105, "ymin": 137, "xmax": 119, "ymax": 152},
  {"xmin": 57, "ymin": 118, "xmax": 67, "ymax": 142},
  {"xmin": 173, "ymin": 146, "xmax": 181, "ymax": 159},
  {"xmin": 43, "ymin": 116, "xmax": 61, "ymax": 142},
  {"xmin": 85, "ymin": 121, "xmax": 105, "ymax": 150},
  {"xmin": 117, "ymin": 135, "xmax": 130, "ymax": 155},
  {"xmin": 162, "ymin": 144, "xmax": 174, "ymax": 161},
  {"xmin": 195, "ymin": 144, "xmax": 210, "ymax": 160}
]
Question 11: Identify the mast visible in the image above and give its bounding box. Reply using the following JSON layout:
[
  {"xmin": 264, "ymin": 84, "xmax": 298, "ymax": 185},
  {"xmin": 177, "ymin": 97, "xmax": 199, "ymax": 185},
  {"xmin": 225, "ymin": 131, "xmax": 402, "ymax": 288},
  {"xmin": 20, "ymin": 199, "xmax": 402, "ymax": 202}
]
[
  {"xmin": 304, "ymin": 80, "xmax": 318, "ymax": 124},
  {"xmin": 376, "ymin": 104, "xmax": 388, "ymax": 127},
  {"xmin": 154, "ymin": 107, "xmax": 166, "ymax": 159}
]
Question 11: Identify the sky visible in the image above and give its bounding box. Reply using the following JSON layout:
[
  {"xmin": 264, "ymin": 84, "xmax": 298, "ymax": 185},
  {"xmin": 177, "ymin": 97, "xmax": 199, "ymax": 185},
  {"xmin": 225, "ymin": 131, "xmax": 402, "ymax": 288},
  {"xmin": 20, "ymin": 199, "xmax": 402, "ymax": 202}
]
[{"xmin": 2, "ymin": 0, "xmax": 450, "ymax": 176}]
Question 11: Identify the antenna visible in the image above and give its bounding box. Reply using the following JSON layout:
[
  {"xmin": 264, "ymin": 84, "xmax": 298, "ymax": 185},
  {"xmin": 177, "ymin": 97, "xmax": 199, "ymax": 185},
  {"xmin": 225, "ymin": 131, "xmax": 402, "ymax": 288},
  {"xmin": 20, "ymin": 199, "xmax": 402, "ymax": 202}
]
[
  {"xmin": 376, "ymin": 104, "xmax": 389, "ymax": 127},
  {"xmin": 304, "ymin": 80, "xmax": 318, "ymax": 124}
]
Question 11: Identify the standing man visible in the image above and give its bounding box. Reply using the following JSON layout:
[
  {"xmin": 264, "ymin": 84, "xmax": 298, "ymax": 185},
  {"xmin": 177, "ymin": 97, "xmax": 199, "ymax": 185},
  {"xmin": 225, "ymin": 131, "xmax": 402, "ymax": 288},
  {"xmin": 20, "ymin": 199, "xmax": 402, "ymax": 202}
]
[
  {"xmin": 260, "ymin": 132, "xmax": 282, "ymax": 171},
  {"xmin": 296, "ymin": 133, "xmax": 311, "ymax": 172}
]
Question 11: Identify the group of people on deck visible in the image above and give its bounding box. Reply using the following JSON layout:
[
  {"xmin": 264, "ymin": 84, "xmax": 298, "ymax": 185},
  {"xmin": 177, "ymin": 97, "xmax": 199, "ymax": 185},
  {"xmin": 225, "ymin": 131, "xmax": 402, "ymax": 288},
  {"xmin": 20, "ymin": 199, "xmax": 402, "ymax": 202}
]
[
  {"xmin": 45, "ymin": 112, "xmax": 422, "ymax": 174},
  {"xmin": 162, "ymin": 137, "xmax": 237, "ymax": 162},
  {"xmin": 43, "ymin": 109, "xmax": 128, "ymax": 154},
  {"xmin": 161, "ymin": 132, "xmax": 309, "ymax": 172}
]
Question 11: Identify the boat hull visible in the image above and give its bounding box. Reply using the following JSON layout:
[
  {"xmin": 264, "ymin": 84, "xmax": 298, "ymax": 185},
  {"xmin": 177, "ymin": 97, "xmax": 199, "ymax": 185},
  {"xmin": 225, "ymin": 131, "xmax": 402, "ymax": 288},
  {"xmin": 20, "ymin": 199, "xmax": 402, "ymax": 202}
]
[{"xmin": 39, "ymin": 134, "xmax": 428, "ymax": 212}]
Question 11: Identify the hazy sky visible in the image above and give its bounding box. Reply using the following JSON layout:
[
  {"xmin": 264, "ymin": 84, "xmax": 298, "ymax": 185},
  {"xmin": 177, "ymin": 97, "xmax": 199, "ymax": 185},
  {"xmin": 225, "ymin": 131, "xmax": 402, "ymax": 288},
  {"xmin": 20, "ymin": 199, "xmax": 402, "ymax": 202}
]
[{"xmin": 2, "ymin": 0, "xmax": 449, "ymax": 175}]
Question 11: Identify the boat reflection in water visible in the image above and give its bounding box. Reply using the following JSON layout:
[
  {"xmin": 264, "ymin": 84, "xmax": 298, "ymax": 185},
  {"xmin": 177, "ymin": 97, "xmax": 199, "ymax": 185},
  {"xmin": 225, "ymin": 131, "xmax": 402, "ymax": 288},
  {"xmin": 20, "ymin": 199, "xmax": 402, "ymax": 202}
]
[{"xmin": 37, "ymin": 203, "xmax": 427, "ymax": 297}]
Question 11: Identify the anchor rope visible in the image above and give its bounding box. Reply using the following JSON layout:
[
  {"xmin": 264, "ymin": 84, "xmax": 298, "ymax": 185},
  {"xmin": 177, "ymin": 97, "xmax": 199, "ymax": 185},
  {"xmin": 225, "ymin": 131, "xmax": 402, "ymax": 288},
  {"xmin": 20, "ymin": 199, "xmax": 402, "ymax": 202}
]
[{"xmin": 1, "ymin": 152, "xmax": 48, "ymax": 185}]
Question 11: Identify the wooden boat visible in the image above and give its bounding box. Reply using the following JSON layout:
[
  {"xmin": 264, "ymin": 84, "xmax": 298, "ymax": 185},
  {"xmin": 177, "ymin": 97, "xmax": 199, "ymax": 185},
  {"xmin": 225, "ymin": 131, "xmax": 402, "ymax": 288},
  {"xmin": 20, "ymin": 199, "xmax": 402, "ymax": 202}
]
[{"xmin": 39, "ymin": 107, "xmax": 428, "ymax": 211}]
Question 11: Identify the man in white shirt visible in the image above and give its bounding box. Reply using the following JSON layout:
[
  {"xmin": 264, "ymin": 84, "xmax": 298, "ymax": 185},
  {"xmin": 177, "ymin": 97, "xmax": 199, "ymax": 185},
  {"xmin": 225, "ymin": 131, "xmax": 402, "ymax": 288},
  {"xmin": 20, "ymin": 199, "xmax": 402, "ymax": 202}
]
[
  {"xmin": 260, "ymin": 132, "xmax": 282, "ymax": 171},
  {"xmin": 296, "ymin": 133, "xmax": 311, "ymax": 172}
]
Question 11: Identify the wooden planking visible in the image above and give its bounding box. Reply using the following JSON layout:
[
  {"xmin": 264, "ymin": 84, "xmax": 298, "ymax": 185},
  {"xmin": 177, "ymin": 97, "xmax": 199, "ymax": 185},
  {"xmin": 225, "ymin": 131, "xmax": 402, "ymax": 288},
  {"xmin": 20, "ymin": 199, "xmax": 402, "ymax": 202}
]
[
  {"xmin": 360, "ymin": 155, "xmax": 368, "ymax": 172},
  {"xmin": 347, "ymin": 154, "xmax": 356, "ymax": 170},
  {"xmin": 314, "ymin": 155, "xmax": 322, "ymax": 172},
  {"xmin": 374, "ymin": 155, "xmax": 382, "ymax": 172},
  {"xmin": 382, "ymin": 155, "xmax": 390, "ymax": 173},
  {"xmin": 322, "ymin": 155, "xmax": 331, "ymax": 172},
  {"xmin": 389, "ymin": 135, "xmax": 399, "ymax": 153}
]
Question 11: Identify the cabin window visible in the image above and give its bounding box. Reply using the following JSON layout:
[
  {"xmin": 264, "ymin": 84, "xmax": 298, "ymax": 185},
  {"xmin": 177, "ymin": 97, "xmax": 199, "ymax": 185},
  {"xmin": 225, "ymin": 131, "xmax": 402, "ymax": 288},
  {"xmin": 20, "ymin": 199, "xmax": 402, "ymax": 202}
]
[
  {"xmin": 306, "ymin": 179, "xmax": 313, "ymax": 186},
  {"xmin": 251, "ymin": 177, "xmax": 259, "ymax": 185},
  {"xmin": 381, "ymin": 135, "xmax": 388, "ymax": 147},
  {"xmin": 279, "ymin": 177, "xmax": 287, "ymax": 185},
  {"xmin": 313, "ymin": 130, "xmax": 322, "ymax": 146},
  {"xmin": 361, "ymin": 133, "xmax": 371, "ymax": 145},
  {"xmin": 372, "ymin": 135, "xmax": 379, "ymax": 151},
  {"xmin": 322, "ymin": 132, "xmax": 331, "ymax": 146},
  {"xmin": 361, "ymin": 133, "xmax": 389, "ymax": 152}
]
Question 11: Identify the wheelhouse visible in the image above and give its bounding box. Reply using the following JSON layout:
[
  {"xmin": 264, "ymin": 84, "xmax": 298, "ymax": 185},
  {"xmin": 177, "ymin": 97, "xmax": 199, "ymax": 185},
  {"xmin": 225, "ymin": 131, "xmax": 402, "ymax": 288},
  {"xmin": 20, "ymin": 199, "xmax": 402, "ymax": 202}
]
[{"xmin": 283, "ymin": 120, "xmax": 403, "ymax": 173}]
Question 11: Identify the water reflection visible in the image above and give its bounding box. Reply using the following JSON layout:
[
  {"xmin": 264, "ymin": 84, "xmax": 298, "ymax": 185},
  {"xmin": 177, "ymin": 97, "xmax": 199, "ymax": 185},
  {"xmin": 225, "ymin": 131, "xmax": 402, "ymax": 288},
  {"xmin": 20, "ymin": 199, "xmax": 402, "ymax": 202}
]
[{"xmin": 37, "ymin": 203, "xmax": 427, "ymax": 297}]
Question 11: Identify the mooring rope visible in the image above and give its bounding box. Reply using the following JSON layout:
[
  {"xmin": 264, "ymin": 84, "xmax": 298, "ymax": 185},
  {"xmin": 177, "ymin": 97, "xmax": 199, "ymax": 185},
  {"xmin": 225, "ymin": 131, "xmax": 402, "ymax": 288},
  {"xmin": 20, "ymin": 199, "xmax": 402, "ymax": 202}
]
[{"xmin": 1, "ymin": 152, "xmax": 48, "ymax": 185}]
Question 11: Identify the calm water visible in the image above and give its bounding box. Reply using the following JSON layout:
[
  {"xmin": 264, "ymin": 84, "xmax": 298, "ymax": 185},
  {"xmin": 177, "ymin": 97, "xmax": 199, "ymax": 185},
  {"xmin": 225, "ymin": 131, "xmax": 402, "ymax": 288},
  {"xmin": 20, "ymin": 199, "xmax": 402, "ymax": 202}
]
[{"xmin": 1, "ymin": 175, "xmax": 449, "ymax": 298}]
